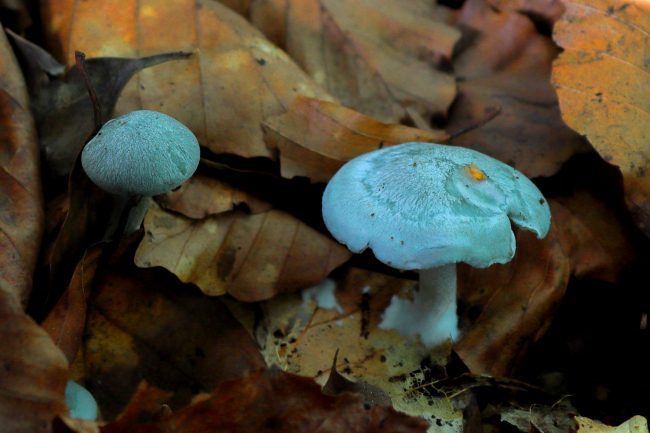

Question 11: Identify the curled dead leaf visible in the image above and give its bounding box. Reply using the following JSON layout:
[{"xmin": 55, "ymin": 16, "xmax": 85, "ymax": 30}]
[{"xmin": 263, "ymin": 96, "xmax": 448, "ymax": 182}]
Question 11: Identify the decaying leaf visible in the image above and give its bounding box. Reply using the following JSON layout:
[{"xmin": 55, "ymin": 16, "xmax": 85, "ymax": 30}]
[
  {"xmin": 575, "ymin": 416, "xmax": 649, "ymax": 433},
  {"xmin": 41, "ymin": 0, "xmax": 332, "ymax": 159},
  {"xmin": 75, "ymin": 263, "xmax": 265, "ymax": 419},
  {"xmin": 263, "ymin": 96, "xmax": 448, "ymax": 182},
  {"xmin": 102, "ymin": 369, "xmax": 430, "ymax": 433},
  {"xmin": 240, "ymin": 269, "xmax": 463, "ymax": 432},
  {"xmin": 500, "ymin": 404, "xmax": 578, "ymax": 433},
  {"xmin": 552, "ymin": 0, "xmax": 650, "ymax": 236},
  {"xmin": 0, "ymin": 27, "xmax": 68, "ymax": 433},
  {"xmin": 250, "ymin": 0, "xmax": 459, "ymax": 127},
  {"xmin": 486, "ymin": 0, "xmax": 565, "ymax": 25},
  {"xmin": 135, "ymin": 202, "xmax": 350, "ymax": 301},
  {"xmin": 1, "ymin": 26, "xmax": 43, "ymax": 307},
  {"xmin": 42, "ymin": 246, "xmax": 103, "ymax": 363},
  {"xmin": 448, "ymin": 0, "xmax": 587, "ymax": 178},
  {"xmin": 455, "ymin": 201, "xmax": 612, "ymax": 376}
]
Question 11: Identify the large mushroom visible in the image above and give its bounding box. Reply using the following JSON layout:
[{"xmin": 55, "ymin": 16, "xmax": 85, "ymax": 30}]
[{"xmin": 322, "ymin": 142, "xmax": 551, "ymax": 347}]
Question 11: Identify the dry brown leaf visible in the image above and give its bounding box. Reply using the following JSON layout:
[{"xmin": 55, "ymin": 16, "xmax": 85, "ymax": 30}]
[
  {"xmin": 575, "ymin": 416, "xmax": 649, "ymax": 433},
  {"xmin": 486, "ymin": 0, "xmax": 565, "ymax": 25},
  {"xmin": 447, "ymin": 0, "xmax": 587, "ymax": 178},
  {"xmin": 263, "ymin": 96, "xmax": 449, "ymax": 182},
  {"xmin": 242, "ymin": 269, "xmax": 463, "ymax": 431},
  {"xmin": 135, "ymin": 202, "xmax": 350, "ymax": 301},
  {"xmin": 42, "ymin": 247, "xmax": 103, "ymax": 363},
  {"xmin": 76, "ymin": 265, "xmax": 265, "ymax": 420},
  {"xmin": 0, "ymin": 26, "xmax": 43, "ymax": 307},
  {"xmin": 0, "ymin": 27, "xmax": 69, "ymax": 433},
  {"xmin": 157, "ymin": 173, "xmax": 271, "ymax": 219},
  {"xmin": 41, "ymin": 0, "xmax": 331, "ymax": 159},
  {"xmin": 250, "ymin": 0, "xmax": 459, "ymax": 126},
  {"xmin": 101, "ymin": 369, "xmax": 430, "ymax": 433},
  {"xmin": 552, "ymin": 0, "xmax": 650, "ymax": 235},
  {"xmin": 455, "ymin": 200, "xmax": 612, "ymax": 376}
]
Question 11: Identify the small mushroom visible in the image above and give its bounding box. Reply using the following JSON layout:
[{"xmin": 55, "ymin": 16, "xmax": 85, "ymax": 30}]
[
  {"xmin": 65, "ymin": 380, "xmax": 98, "ymax": 421},
  {"xmin": 322, "ymin": 142, "xmax": 551, "ymax": 347},
  {"xmin": 81, "ymin": 110, "xmax": 200, "ymax": 237}
]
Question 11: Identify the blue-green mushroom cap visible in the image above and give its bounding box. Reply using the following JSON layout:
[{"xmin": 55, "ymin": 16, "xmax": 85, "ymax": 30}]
[
  {"xmin": 65, "ymin": 380, "xmax": 98, "ymax": 421},
  {"xmin": 81, "ymin": 110, "xmax": 200, "ymax": 196},
  {"xmin": 322, "ymin": 142, "xmax": 551, "ymax": 270}
]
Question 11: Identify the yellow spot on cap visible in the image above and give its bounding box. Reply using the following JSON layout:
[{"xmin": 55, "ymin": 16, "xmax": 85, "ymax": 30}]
[{"xmin": 465, "ymin": 163, "xmax": 487, "ymax": 181}]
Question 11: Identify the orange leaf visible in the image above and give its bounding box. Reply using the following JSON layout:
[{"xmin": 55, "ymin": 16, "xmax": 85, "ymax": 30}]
[
  {"xmin": 135, "ymin": 203, "xmax": 350, "ymax": 301},
  {"xmin": 448, "ymin": 0, "xmax": 587, "ymax": 177},
  {"xmin": 0, "ymin": 27, "xmax": 68, "ymax": 433},
  {"xmin": 263, "ymin": 96, "xmax": 449, "ymax": 181},
  {"xmin": 552, "ymin": 0, "xmax": 650, "ymax": 235},
  {"xmin": 251, "ymin": 0, "xmax": 459, "ymax": 126},
  {"xmin": 41, "ymin": 0, "xmax": 331, "ymax": 159}
]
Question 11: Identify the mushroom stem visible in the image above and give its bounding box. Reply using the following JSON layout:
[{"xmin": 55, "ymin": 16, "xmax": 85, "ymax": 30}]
[
  {"xmin": 379, "ymin": 263, "xmax": 459, "ymax": 347},
  {"xmin": 102, "ymin": 195, "xmax": 152, "ymax": 241}
]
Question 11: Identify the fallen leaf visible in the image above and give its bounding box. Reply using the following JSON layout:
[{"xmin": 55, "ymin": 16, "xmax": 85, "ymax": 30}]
[
  {"xmin": 42, "ymin": 246, "xmax": 103, "ymax": 363},
  {"xmin": 486, "ymin": 0, "xmax": 566, "ymax": 26},
  {"xmin": 250, "ymin": 0, "xmax": 459, "ymax": 127},
  {"xmin": 41, "ymin": 0, "xmax": 332, "ymax": 159},
  {"xmin": 31, "ymin": 51, "xmax": 191, "ymax": 176},
  {"xmin": 1, "ymin": 25, "xmax": 43, "ymax": 307},
  {"xmin": 455, "ymin": 200, "xmax": 612, "ymax": 376},
  {"xmin": 263, "ymin": 96, "xmax": 448, "ymax": 182},
  {"xmin": 0, "ymin": 27, "xmax": 68, "ymax": 433},
  {"xmin": 157, "ymin": 173, "xmax": 272, "ymax": 219},
  {"xmin": 552, "ymin": 0, "xmax": 650, "ymax": 236},
  {"xmin": 575, "ymin": 416, "xmax": 649, "ymax": 433},
  {"xmin": 134, "ymin": 202, "xmax": 350, "ymax": 301},
  {"xmin": 241, "ymin": 269, "xmax": 464, "ymax": 431},
  {"xmin": 448, "ymin": 0, "xmax": 587, "ymax": 178},
  {"xmin": 102, "ymin": 369, "xmax": 430, "ymax": 433},
  {"xmin": 501, "ymin": 404, "xmax": 578, "ymax": 433},
  {"xmin": 76, "ymin": 263, "xmax": 265, "ymax": 420}
]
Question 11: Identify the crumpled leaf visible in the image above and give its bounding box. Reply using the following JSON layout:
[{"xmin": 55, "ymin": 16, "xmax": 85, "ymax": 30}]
[
  {"xmin": 238, "ymin": 270, "xmax": 464, "ymax": 432},
  {"xmin": 135, "ymin": 202, "xmax": 350, "ymax": 301},
  {"xmin": 102, "ymin": 369, "xmax": 430, "ymax": 433},
  {"xmin": 552, "ymin": 0, "xmax": 650, "ymax": 236},
  {"xmin": 455, "ymin": 200, "xmax": 613, "ymax": 376},
  {"xmin": 0, "ymin": 27, "xmax": 68, "ymax": 433},
  {"xmin": 30, "ymin": 51, "xmax": 190, "ymax": 176},
  {"xmin": 447, "ymin": 0, "xmax": 587, "ymax": 178},
  {"xmin": 250, "ymin": 0, "xmax": 459, "ymax": 127},
  {"xmin": 575, "ymin": 416, "xmax": 649, "ymax": 433},
  {"xmin": 41, "ymin": 0, "xmax": 332, "ymax": 159},
  {"xmin": 75, "ymin": 262, "xmax": 265, "ymax": 420},
  {"xmin": 263, "ymin": 96, "xmax": 448, "ymax": 182}
]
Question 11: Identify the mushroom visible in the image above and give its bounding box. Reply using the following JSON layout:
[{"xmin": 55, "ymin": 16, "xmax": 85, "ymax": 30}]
[
  {"xmin": 65, "ymin": 380, "xmax": 98, "ymax": 421},
  {"xmin": 322, "ymin": 142, "xmax": 550, "ymax": 347},
  {"xmin": 81, "ymin": 110, "xmax": 200, "ymax": 237}
]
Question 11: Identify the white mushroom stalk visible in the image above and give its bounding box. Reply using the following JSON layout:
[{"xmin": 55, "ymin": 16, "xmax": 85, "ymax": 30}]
[
  {"xmin": 322, "ymin": 142, "xmax": 551, "ymax": 348},
  {"xmin": 81, "ymin": 110, "xmax": 200, "ymax": 238}
]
